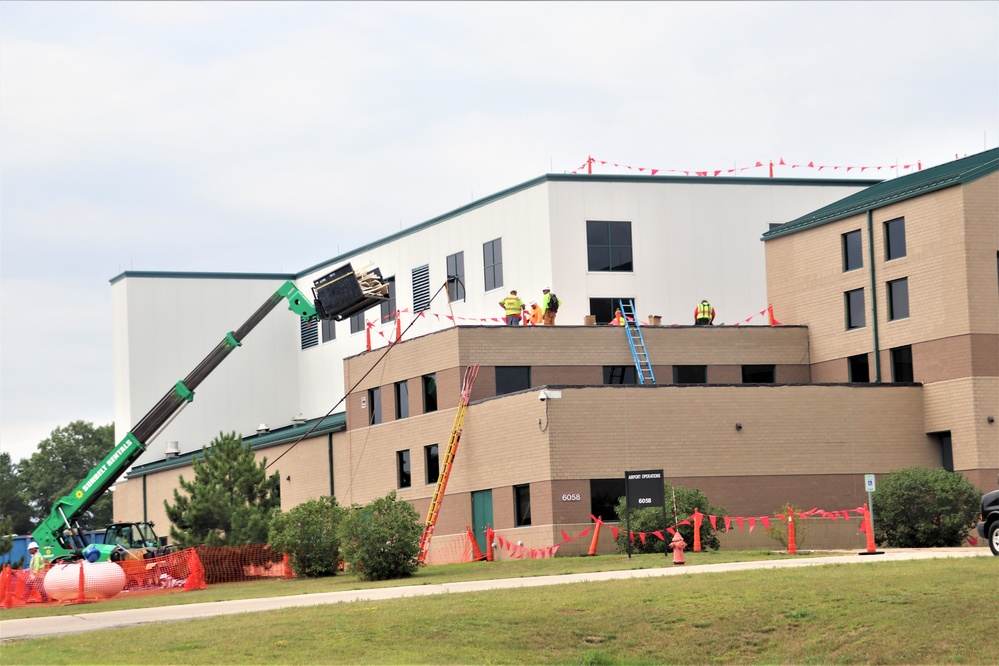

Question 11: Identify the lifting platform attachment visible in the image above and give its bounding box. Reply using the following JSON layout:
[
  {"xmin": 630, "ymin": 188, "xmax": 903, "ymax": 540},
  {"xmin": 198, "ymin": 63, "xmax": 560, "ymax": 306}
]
[{"xmin": 418, "ymin": 363, "xmax": 480, "ymax": 563}]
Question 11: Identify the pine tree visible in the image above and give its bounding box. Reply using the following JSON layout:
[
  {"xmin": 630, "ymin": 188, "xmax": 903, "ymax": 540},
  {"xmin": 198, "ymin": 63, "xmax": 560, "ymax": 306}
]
[{"xmin": 164, "ymin": 432, "xmax": 281, "ymax": 548}]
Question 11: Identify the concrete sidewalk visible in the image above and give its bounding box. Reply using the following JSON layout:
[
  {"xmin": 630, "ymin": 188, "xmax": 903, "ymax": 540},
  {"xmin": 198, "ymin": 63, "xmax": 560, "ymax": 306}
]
[{"xmin": 1, "ymin": 548, "xmax": 989, "ymax": 641}]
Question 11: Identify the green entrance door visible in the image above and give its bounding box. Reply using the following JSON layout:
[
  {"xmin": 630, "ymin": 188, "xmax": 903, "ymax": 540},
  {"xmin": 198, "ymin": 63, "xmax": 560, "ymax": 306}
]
[{"xmin": 471, "ymin": 489, "xmax": 493, "ymax": 555}]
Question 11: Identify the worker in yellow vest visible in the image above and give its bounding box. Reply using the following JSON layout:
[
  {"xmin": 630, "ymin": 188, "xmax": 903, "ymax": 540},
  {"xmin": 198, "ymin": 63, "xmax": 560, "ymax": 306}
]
[
  {"xmin": 499, "ymin": 290, "xmax": 526, "ymax": 325},
  {"xmin": 694, "ymin": 300, "xmax": 715, "ymax": 325}
]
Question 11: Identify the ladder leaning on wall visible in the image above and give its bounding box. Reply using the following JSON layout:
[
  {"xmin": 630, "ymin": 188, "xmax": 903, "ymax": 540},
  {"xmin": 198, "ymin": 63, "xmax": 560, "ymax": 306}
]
[
  {"xmin": 417, "ymin": 363, "xmax": 480, "ymax": 564},
  {"xmin": 619, "ymin": 299, "xmax": 656, "ymax": 385}
]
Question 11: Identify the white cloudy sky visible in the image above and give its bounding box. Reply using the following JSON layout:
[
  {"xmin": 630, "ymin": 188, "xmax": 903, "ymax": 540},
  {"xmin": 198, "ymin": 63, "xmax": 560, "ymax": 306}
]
[{"xmin": 1, "ymin": 1, "xmax": 997, "ymax": 462}]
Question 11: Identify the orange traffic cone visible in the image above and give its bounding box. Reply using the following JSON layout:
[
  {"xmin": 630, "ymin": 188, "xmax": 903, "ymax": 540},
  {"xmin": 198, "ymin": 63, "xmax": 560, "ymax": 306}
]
[
  {"xmin": 283, "ymin": 553, "xmax": 294, "ymax": 578},
  {"xmin": 692, "ymin": 509, "xmax": 702, "ymax": 552},
  {"xmin": 76, "ymin": 561, "xmax": 86, "ymax": 604},
  {"xmin": 859, "ymin": 503, "xmax": 884, "ymax": 556},
  {"xmin": 0, "ymin": 565, "xmax": 12, "ymax": 609},
  {"xmin": 467, "ymin": 526, "xmax": 484, "ymax": 561},
  {"xmin": 587, "ymin": 518, "xmax": 602, "ymax": 556},
  {"xmin": 787, "ymin": 506, "xmax": 797, "ymax": 555}
]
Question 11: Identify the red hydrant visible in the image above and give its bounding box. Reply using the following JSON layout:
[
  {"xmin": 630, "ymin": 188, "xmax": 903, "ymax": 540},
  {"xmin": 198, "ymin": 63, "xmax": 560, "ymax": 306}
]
[{"xmin": 669, "ymin": 531, "xmax": 687, "ymax": 565}]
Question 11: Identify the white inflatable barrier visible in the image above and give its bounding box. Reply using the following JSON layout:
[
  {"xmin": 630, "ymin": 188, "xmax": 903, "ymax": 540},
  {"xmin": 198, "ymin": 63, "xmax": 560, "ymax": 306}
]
[{"xmin": 43, "ymin": 561, "xmax": 127, "ymax": 601}]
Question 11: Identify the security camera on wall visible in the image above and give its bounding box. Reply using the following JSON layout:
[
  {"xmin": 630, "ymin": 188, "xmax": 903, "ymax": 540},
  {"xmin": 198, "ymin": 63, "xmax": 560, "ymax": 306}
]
[{"xmin": 538, "ymin": 391, "xmax": 547, "ymax": 402}]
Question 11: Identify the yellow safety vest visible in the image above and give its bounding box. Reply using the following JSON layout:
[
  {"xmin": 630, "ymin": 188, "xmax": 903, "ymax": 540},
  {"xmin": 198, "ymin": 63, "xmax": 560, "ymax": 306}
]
[
  {"xmin": 503, "ymin": 296, "xmax": 523, "ymax": 315},
  {"xmin": 697, "ymin": 302, "xmax": 713, "ymax": 319}
]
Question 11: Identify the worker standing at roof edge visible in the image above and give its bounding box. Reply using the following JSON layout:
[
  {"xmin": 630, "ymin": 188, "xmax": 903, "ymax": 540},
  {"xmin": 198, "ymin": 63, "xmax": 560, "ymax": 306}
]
[
  {"xmin": 695, "ymin": 299, "xmax": 715, "ymax": 325},
  {"xmin": 528, "ymin": 301, "xmax": 543, "ymax": 325},
  {"xmin": 541, "ymin": 288, "xmax": 561, "ymax": 326},
  {"xmin": 611, "ymin": 308, "xmax": 625, "ymax": 326},
  {"xmin": 27, "ymin": 541, "xmax": 50, "ymax": 602},
  {"xmin": 500, "ymin": 290, "xmax": 526, "ymax": 326}
]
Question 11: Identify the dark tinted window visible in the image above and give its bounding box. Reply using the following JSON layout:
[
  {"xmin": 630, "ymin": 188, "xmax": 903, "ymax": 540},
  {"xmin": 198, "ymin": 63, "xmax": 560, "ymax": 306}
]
[
  {"xmin": 885, "ymin": 218, "xmax": 906, "ymax": 260},
  {"xmin": 425, "ymin": 444, "xmax": 439, "ymax": 484},
  {"xmin": 848, "ymin": 354, "xmax": 870, "ymax": 382},
  {"xmin": 422, "ymin": 374, "xmax": 437, "ymax": 413},
  {"xmin": 397, "ymin": 450, "xmax": 411, "ymax": 488},
  {"xmin": 888, "ymin": 278, "xmax": 909, "ymax": 320},
  {"xmin": 395, "ymin": 381, "xmax": 409, "ymax": 419},
  {"xmin": 842, "ymin": 230, "xmax": 863, "ymax": 271},
  {"xmin": 742, "ymin": 365, "xmax": 775, "ymax": 383},
  {"xmin": 673, "ymin": 365, "xmax": 706, "ymax": 384},
  {"xmin": 845, "ymin": 288, "xmax": 865, "ymax": 329},
  {"xmin": 496, "ymin": 366, "xmax": 531, "ymax": 395},
  {"xmin": 514, "ymin": 484, "xmax": 532, "ymax": 527},
  {"xmin": 589, "ymin": 297, "xmax": 636, "ymax": 324},
  {"xmin": 586, "ymin": 220, "xmax": 633, "ymax": 272},
  {"xmin": 368, "ymin": 387, "xmax": 381, "ymax": 425},
  {"xmin": 483, "ymin": 239, "xmax": 503, "ymax": 292},
  {"xmin": 891, "ymin": 345, "xmax": 913, "ymax": 382},
  {"xmin": 590, "ymin": 478, "xmax": 625, "ymax": 522},
  {"xmin": 447, "ymin": 252, "xmax": 465, "ymax": 302},
  {"xmin": 603, "ymin": 366, "xmax": 637, "ymax": 385},
  {"xmin": 380, "ymin": 276, "xmax": 396, "ymax": 322}
]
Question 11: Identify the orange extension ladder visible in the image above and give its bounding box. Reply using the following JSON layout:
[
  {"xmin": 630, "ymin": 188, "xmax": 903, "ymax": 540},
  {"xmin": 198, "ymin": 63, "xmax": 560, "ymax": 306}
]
[{"xmin": 418, "ymin": 363, "xmax": 480, "ymax": 563}]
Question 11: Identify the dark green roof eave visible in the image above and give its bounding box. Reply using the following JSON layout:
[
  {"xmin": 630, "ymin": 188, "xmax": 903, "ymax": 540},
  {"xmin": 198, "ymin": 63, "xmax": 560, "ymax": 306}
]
[
  {"xmin": 123, "ymin": 413, "xmax": 345, "ymax": 478},
  {"xmin": 762, "ymin": 148, "xmax": 999, "ymax": 241}
]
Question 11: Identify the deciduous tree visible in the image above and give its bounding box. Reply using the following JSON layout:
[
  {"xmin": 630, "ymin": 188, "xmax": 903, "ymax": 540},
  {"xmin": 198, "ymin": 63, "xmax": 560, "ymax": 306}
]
[
  {"xmin": 0, "ymin": 451, "xmax": 34, "ymax": 534},
  {"xmin": 873, "ymin": 467, "xmax": 981, "ymax": 548}
]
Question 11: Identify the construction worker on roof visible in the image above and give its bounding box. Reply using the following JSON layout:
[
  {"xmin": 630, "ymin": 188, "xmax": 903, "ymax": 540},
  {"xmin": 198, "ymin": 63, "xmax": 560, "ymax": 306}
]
[
  {"xmin": 499, "ymin": 290, "xmax": 526, "ymax": 326},
  {"xmin": 611, "ymin": 308, "xmax": 626, "ymax": 326},
  {"xmin": 528, "ymin": 301, "xmax": 543, "ymax": 325},
  {"xmin": 541, "ymin": 288, "xmax": 561, "ymax": 326},
  {"xmin": 695, "ymin": 300, "xmax": 715, "ymax": 325}
]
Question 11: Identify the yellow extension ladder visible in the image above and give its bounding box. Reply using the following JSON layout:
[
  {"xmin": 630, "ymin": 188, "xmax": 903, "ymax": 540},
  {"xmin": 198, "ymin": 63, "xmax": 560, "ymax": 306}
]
[{"xmin": 417, "ymin": 363, "xmax": 480, "ymax": 563}]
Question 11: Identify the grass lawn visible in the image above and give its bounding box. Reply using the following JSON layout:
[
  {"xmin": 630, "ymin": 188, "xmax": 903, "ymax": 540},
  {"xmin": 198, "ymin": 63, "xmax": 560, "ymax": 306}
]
[{"xmin": 1, "ymin": 554, "xmax": 995, "ymax": 664}]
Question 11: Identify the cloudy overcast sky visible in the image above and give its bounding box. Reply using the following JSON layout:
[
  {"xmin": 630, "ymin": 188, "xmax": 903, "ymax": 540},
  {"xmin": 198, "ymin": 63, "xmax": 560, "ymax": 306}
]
[{"xmin": 1, "ymin": 1, "xmax": 996, "ymax": 462}]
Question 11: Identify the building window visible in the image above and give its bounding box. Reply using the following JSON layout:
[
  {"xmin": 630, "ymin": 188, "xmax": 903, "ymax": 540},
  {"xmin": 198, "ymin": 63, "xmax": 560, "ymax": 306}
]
[
  {"xmin": 884, "ymin": 218, "xmax": 906, "ymax": 261},
  {"xmin": 380, "ymin": 276, "xmax": 396, "ymax": 323},
  {"xmin": 422, "ymin": 373, "xmax": 437, "ymax": 413},
  {"xmin": 888, "ymin": 278, "xmax": 909, "ymax": 320},
  {"xmin": 395, "ymin": 380, "xmax": 409, "ymax": 419},
  {"xmin": 321, "ymin": 318, "xmax": 336, "ymax": 343},
  {"xmin": 891, "ymin": 345, "xmax": 914, "ymax": 383},
  {"xmin": 496, "ymin": 366, "xmax": 531, "ymax": 395},
  {"xmin": 845, "ymin": 288, "xmax": 865, "ymax": 329},
  {"xmin": 842, "ymin": 230, "xmax": 863, "ymax": 272},
  {"xmin": 425, "ymin": 444, "xmax": 439, "ymax": 484},
  {"xmin": 350, "ymin": 310, "xmax": 367, "ymax": 334},
  {"xmin": 932, "ymin": 432, "xmax": 953, "ymax": 472},
  {"xmin": 673, "ymin": 365, "xmax": 706, "ymax": 384},
  {"xmin": 603, "ymin": 366, "xmax": 637, "ymax": 385},
  {"xmin": 848, "ymin": 354, "xmax": 870, "ymax": 383},
  {"xmin": 590, "ymin": 478, "xmax": 625, "ymax": 522},
  {"xmin": 589, "ymin": 297, "xmax": 636, "ymax": 324},
  {"xmin": 587, "ymin": 220, "xmax": 633, "ymax": 272},
  {"xmin": 412, "ymin": 264, "xmax": 430, "ymax": 313},
  {"xmin": 483, "ymin": 238, "xmax": 503, "ymax": 292},
  {"xmin": 396, "ymin": 450, "xmax": 411, "ymax": 488},
  {"xmin": 447, "ymin": 252, "xmax": 465, "ymax": 302},
  {"xmin": 514, "ymin": 484, "xmax": 532, "ymax": 527},
  {"xmin": 368, "ymin": 387, "xmax": 382, "ymax": 425},
  {"xmin": 301, "ymin": 317, "xmax": 318, "ymax": 349},
  {"xmin": 742, "ymin": 365, "xmax": 775, "ymax": 383}
]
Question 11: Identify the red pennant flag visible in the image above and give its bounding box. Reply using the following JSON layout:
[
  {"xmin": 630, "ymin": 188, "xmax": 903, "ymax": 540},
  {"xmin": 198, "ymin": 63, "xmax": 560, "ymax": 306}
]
[
  {"xmin": 737, "ymin": 517, "xmax": 744, "ymax": 531},
  {"xmin": 561, "ymin": 529, "xmax": 570, "ymax": 543},
  {"xmin": 724, "ymin": 517, "xmax": 732, "ymax": 532},
  {"xmin": 761, "ymin": 516, "xmax": 770, "ymax": 531},
  {"xmin": 610, "ymin": 526, "xmax": 619, "ymax": 539},
  {"xmin": 629, "ymin": 532, "xmax": 635, "ymax": 545},
  {"xmin": 578, "ymin": 527, "xmax": 590, "ymax": 539},
  {"xmin": 807, "ymin": 161, "xmax": 814, "ymax": 167},
  {"xmin": 638, "ymin": 532, "xmax": 647, "ymax": 545},
  {"xmin": 755, "ymin": 161, "xmax": 763, "ymax": 167},
  {"xmin": 667, "ymin": 527, "xmax": 676, "ymax": 536},
  {"xmin": 651, "ymin": 169, "xmax": 659, "ymax": 175},
  {"xmin": 709, "ymin": 515, "xmax": 717, "ymax": 529},
  {"xmin": 652, "ymin": 530, "xmax": 664, "ymax": 541},
  {"xmin": 749, "ymin": 517, "xmax": 756, "ymax": 532},
  {"xmin": 779, "ymin": 158, "xmax": 786, "ymax": 165},
  {"xmin": 714, "ymin": 170, "xmax": 722, "ymax": 176},
  {"xmin": 858, "ymin": 519, "xmax": 867, "ymax": 533}
]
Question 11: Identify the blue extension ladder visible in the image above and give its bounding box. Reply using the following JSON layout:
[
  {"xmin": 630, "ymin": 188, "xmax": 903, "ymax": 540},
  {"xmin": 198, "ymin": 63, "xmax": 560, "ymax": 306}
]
[{"xmin": 618, "ymin": 299, "xmax": 656, "ymax": 385}]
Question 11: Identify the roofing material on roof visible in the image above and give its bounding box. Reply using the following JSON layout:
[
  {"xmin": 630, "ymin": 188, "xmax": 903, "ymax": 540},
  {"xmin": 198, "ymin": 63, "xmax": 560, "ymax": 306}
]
[{"xmin": 761, "ymin": 148, "xmax": 999, "ymax": 241}]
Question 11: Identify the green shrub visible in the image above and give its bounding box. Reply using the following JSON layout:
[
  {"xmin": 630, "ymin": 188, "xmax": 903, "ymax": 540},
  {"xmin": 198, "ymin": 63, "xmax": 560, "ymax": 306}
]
[
  {"xmin": 613, "ymin": 485, "xmax": 726, "ymax": 553},
  {"xmin": 268, "ymin": 496, "xmax": 348, "ymax": 578},
  {"xmin": 873, "ymin": 467, "xmax": 981, "ymax": 548},
  {"xmin": 338, "ymin": 491, "xmax": 422, "ymax": 581}
]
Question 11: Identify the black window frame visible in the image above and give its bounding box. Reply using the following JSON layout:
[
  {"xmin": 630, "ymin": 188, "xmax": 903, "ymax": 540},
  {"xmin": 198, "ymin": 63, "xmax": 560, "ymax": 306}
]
[
  {"xmin": 586, "ymin": 220, "xmax": 633, "ymax": 272},
  {"xmin": 422, "ymin": 373, "xmax": 437, "ymax": 413},
  {"xmin": 884, "ymin": 217, "xmax": 906, "ymax": 261},
  {"xmin": 483, "ymin": 238, "xmax": 503, "ymax": 292},
  {"xmin": 673, "ymin": 365, "xmax": 707, "ymax": 384},
  {"xmin": 842, "ymin": 229, "xmax": 863, "ymax": 272},
  {"xmin": 380, "ymin": 276, "xmax": 396, "ymax": 323},
  {"xmin": 514, "ymin": 484, "xmax": 532, "ymax": 527},
  {"xmin": 447, "ymin": 252, "xmax": 466, "ymax": 302},
  {"xmin": 350, "ymin": 310, "xmax": 367, "ymax": 334},
  {"xmin": 848, "ymin": 353, "xmax": 870, "ymax": 383},
  {"xmin": 321, "ymin": 318, "xmax": 336, "ymax": 343},
  {"xmin": 891, "ymin": 345, "xmax": 914, "ymax": 383},
  {"xmin": 395, "ymin": 380, "xmax": 409, "ymax": 420},
  {"xmin": 887, "ymin": 277, "xmax": 909, "ymax": 321},
  {"xmin": 845, "ymin": 288, "xmax": 865, "ymax": 330},
  {"xmin": 741, "ymin": 365, "xmax": 775, "ymax": 383},
  {"xmin": 425, "ymin": 444, "xmax": 439, "ymax": 484},
  {"xmin": 367, "ymin": 387, "xmax": 382, "ymax": 426},
  {"xmin": 603, "ymin": 366, "xmax": 638, "ymax": 385},
  {"xmin": 396, "ymin": 449, "xmax": 411, "ymax": 489}
]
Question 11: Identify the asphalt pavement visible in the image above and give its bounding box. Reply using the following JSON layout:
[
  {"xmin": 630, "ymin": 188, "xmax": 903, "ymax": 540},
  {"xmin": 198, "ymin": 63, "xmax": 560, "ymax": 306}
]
[{"xmin": 0, "ymin": 548, "xmax": 990, "ymax": 641}]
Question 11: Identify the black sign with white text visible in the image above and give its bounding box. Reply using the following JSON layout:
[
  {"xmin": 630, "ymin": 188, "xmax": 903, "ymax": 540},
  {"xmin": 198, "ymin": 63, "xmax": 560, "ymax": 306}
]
[{"xmin": 625, "ymin": 469, "xmax": 665, "ymax": 509}]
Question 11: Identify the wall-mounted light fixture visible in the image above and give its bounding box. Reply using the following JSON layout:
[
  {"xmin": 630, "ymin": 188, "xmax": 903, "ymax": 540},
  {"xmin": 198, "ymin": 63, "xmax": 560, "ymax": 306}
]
[
  {"xmin": 989, "ymin": 416, "xmax": 995, "ymax": 424},
  {"xmin": 735, "ymin": 422, "xmax": 743, "ymax": 431},
  {"xmin": 286, "ymin": 475, "xmax": 291, "ymax": 482}
]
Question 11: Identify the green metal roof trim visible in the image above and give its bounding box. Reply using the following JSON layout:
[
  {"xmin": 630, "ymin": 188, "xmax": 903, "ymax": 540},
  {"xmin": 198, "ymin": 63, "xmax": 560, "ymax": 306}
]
[
  {"xmin": 762, "ymin": 148, "xmax": 999, "ymax": 241},
  {"xmin": 124, "ymin": 413, "xmax": 345, "ymax": 478}
]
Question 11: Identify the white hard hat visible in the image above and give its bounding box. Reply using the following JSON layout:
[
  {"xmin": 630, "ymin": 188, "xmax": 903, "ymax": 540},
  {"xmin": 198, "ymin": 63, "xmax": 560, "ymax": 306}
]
[{"xmin": 28, "ymin": 541, "xmax": 39, "ymax": 550}]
